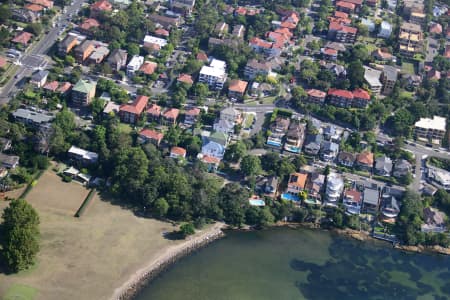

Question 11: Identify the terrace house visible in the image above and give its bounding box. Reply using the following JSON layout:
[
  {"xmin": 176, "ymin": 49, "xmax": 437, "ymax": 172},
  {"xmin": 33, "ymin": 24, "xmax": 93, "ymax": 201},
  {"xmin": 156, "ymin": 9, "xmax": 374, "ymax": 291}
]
[{"xmin": 119, "ymin": 95, "xmax": 149, "ymax": 124}]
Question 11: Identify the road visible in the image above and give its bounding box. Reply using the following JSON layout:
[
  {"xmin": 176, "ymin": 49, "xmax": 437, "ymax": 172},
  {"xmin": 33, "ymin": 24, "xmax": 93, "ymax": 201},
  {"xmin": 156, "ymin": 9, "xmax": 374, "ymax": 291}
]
[{"xmin": 0, "ymin": 0, "xmax": 86, "ymax": 103}]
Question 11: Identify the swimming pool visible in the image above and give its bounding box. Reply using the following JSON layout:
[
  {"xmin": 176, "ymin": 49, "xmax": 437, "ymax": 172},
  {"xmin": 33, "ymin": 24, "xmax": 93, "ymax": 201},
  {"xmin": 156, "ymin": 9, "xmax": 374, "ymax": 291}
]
[
  {"xmin": 249, "ymin": 199, "xmax": 266, "ymax": 206},
  {"xmin": 281, "ymin": 193, "xmax": 300, "ymax": 202}
]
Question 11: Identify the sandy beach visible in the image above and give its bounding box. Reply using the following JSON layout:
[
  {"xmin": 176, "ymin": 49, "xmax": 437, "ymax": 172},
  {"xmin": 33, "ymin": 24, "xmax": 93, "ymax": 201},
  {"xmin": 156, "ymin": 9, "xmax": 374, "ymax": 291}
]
[{"xmin": 111, "ymin": 222, "xmax": 227, "ymax": 300}]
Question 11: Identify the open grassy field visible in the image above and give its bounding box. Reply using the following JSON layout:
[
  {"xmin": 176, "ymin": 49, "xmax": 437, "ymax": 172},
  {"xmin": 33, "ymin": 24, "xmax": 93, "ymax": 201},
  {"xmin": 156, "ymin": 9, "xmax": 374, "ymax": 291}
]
[{"xmin": 0, "ymin": 169, "xmax": 186, "ymax": 300}]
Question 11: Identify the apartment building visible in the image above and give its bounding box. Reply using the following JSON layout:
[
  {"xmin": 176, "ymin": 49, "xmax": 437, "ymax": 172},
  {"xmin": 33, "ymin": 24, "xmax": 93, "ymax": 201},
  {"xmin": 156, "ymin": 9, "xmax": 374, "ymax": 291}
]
[
  {"xmin": 328, "ymin": 22, "xmax": 357, "ymax": 43},
  {"xmin": 198, "ymin": 59, "xmax": 227, "ymax": 90},
  {"xmin": 244, "ymin": 59, "xmax": 272, "ymax": 80},
  {"xmin": 414, "ymin": 116, "xmax": 447, "ymax": 144},
  {"xmin": 327, "ymin": 89, "xmax": 354, "ymax": 108},
  {"xmin": 381, "ymin": 65, "xmax": 398, "ymax": 95},
  {"xmin": 398, "ymin": 22, "xmax": 423, "ymax": 58}
]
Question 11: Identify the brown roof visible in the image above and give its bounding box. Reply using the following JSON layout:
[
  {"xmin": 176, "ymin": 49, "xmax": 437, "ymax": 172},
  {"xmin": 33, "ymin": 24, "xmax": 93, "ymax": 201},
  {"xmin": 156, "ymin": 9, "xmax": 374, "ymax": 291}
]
[
  {"xmin": 43, "ymin": 81, "xmax": 59, "ymax": 91},
  {"xmin": 196, "ymin": 52, "xmax": 208, "ymax": 61},
  {"xmin": 139, "ymin": 128, "xmax": 164, "ymax": 141},
  {"xmin": 0, "ymin": 56, "xmax": 6, "ymax": 69},
  {"xmin": 345, "ymin": 189, "xmax": 361, "ymax": 203},
  {"xmin": 29, "ymin": 0, "xmax": 53, "ymax": 8},
  {"xmin": 80, "ymin": 18, "xmax": 100, "ymax": 30},
  {"xmin": 177, "ymin": 73, "xmax": 194, "ymax": 85},
  {"xmin": 155, "ymin": 28, "xmax": 170, "ymax": 37},
  {"xmin": 356, "ymin": 151, "xmax": 374, "ymax": 166},
  {"xmin": 185, "ymin": 107, "xmax": 200, "ymax": 116},
  {"xmin": 162, "ymin": 108, "xmax": 180, "ymax": 120},
  {"xmin": 288, "ymin": 172, "xmax": 308, "ymax": 189},
  {"xmin": 139, "ymin": 61, "xmax": 158, "ymax": 75},
  {"xmin": 228, "ymin": 79, "xmax": 248, "ymax": 93},
  {"xmin": 146, "ymin": 103, "xmax": 162, "ymax": 117},
  {"xmin": 200, "ymin": 155, "xmax": 220, "ymax": 164},
  {"xmin": 307, "ymin": 89, "xmax": 326, "ymax": 98},
  {"xmin": 57, "ymin": 82, "xmax": 72, "ymax": 93},
  {"xmin": 25, "ymin": 3, "xmax": 44, "ymax": 11},
  {"xmin": 12, "ymin": 32, "xmax": 33, "ymax": 45},
  {"xmin": 171, "ymin": 146, "xmax": 186, "ymax": 156},
  {"xmin": 91, "ymin": 0, "xmax": 112, "ymax": 11},
  {"xmin": 120, "ymin": 95, "xmax": 149, "ymax": 115}
]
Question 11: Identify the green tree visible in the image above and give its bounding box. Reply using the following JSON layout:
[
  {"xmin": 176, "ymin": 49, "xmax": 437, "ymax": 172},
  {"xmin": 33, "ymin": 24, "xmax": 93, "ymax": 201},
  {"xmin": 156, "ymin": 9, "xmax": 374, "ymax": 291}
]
[
  {"xmin": 240, "ymin": 155, "xmax": 262, "ymax": 177},
  {"xmin": 179, "ymin": 222, "xmax": 195, "ymax": 238},
  {"xmin": 153, "ymin": 198, "xmax": 169, "ymax": 218},
  {"xmin": 1, "ymin": 199, "xmax": 40, "ymax": 272},
  {"xmin": 347, "ymin": 60, "xmax": 365, "ymax": 89},
  {"xmin": 224, "ymin": 141, "xmax": 247, "ymax": 163}
]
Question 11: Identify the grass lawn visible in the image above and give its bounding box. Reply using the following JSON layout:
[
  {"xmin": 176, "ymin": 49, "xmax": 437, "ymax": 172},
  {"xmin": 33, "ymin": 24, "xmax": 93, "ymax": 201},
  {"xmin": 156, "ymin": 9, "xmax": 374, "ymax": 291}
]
[
  {"xmin": 0, "ymin": 168, "xmax": 193, "ymax": 300},
  {"xmin": 401, "ymin": 62, "xmax": 415, "ymax": 75},
  {"xmin": 118, "ymin": 123, "xmax": 133, "ymax": 134},
  {"xmin": 244, "ymin": 113, "xmax": 254, "ymax": 129},
  {"xmin": 4, "ymin": 284, "xmax": 37, "ymax": 300}
]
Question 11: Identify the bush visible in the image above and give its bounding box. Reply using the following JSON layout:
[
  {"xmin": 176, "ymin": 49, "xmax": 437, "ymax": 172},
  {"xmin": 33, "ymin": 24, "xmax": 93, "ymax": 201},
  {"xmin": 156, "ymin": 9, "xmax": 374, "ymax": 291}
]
[
  {"xmin": 62, "ymin": 175, "xmax": 72, "ymax": 182},
  {"xmin": 179, "ymin": 222, "xmax": 195, "ymax": 238}
]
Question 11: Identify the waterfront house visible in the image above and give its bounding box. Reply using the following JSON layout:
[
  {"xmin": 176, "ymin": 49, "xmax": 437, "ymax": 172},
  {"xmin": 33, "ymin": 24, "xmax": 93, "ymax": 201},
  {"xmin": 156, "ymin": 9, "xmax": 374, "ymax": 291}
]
[
  {"xmin": 119, "ymin": 95, "xmax": 149, "ymax": 124},
  {"xmin": 375, "ymin": 156, "xmax": 393, "ymax": 176},
  {"xmin": 255, "ymin": 175, "xmax": 279, "ymax": 198},
  {"xmin": 304, "ymin": 133, "xmax": 323, "ymax": 156},
  {"xmin": 0, "ymin": 153, "xmax": 20, "ymax": 169},
  {"xmin": 337, "ymin": 151, "xmax": 356, "ymax": 167},
  {"xmin": 138, "ymin": 128, "xmax": 164, "ymax": 146},
  {"xmin": 393, "ymin": 159, "xmax": 412, "ymax": 178},
  {"xmin": 380, "ymin": 195, "xmax": 400, "ymax": 220},
  {"xmin": 286, "ymin": 172, "xmax": 308, "ymax": 195},
  {"xmin": 321, "ymin": 141, "xmax": 339, "ymax": 162},
  {"xmin": 362, "ymin": 188, "xmax": 380, "ymax": 214},
  {"xmin": 325, "ymin": 172, "xmax": 344, "ymax": 206},
  {"xmin": 68, "ymin": 145, "xmax": 98, "ymax": 164},
  {"xmin": 421, "ymin": 207, "xmax": 446, "ymax": 233},
  {"xmin": 356, "ymin": 151, "xmax": 374, "ymax": 172},
  {"xmin": 305, "ymin": 172, "xmax": 325, "ymax": 205},
  {"xmin": 343, "ymin": 189, "xmax": 362, "ymax": 215}
]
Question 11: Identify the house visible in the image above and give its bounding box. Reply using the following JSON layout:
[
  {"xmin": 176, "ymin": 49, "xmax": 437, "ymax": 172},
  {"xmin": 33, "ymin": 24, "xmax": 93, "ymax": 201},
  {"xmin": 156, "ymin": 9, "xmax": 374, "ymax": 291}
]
[
  {"xmin": 79, "ymin": 18, "xmax": 100, "ymax": 36},
  {"xmin": 90, "ymin": 0, "xmax": 112, "ymax": 17},
  {"xmin": 228, "ymin": 79, "xmax": 248, "ymax": 100},
  {"xmin": 87, "ymin": 44, "xmax": 109, "ymax": 64},
  {"xmin": 256, "ymin": 176, "xmax": 278, "ymax": 197},
  {"xmin": 154, "ymin": 28, "xmax": 170, "ymax": 38},
  {"xmin": 12, "ymin": 8, "xmax": 39, "ymax": 23},
  {"xmin": 0, "ymin": 153, "xmax": 20, "ymax": 169},
  {"xmin": 72, "ymin": 79, "xmax": 96, "ymax": 106},
  {"xmin": 107, "ymin": 49, "xmax": 127, "ymax": 71},
  {"xmin": 352, "ymin": 88, "xmax": 371, "ymax": 108},
  {"xmin": 103, "ymin": 101, "xmax": 120, "ymax": 116},
  {"xmin": 57, "ymin": 82, "xmax": 72, "ymax": 94},
  {"xmin": 139, "ymin": 61, "xmax": 158, "ymax": 76},
  {"xmin": 363, "ymin": 66, "xmax": 382, "ymax": 96},
  {"xmin": 421, "ymin": 207, "xmax": 446, "ymax": 233},
  {"xmin": 286, "ymin": 172, "xmax": 308, "ymax": 195},
  {"xmin": 304, "ymin": 134, "xmax": 323, "ymax": 156},
  {"xmin": 321, "ymin": 47, "xmax": 338, "ymax": 61},
  {"xmin": 214, "ymin": 22, "xmax": 229, "ymax": 37},
  {"xmin": 24, "ymin": 4, "xmax": 44, "ymax": 14},
  {"xmin": 198, "ymin": 59, "xmax": 227, "ymax": 90},
  {"xmin": 244, "ymin": 59, "xmax": 272, "ymax": 80},
  {"xmin": 198, "ymin": 154, "xmax": 220, "ymax": 172},
  {"xmin": 336, "ymin": 1, "xmax": 355, "ymax": 13},
  {"xmin": 377, "ymin": 21, "xmax": 392, "ymax": 38},
  {"xmin": 327, "ymin": 89, "xmax": 353, "ymax": 108},
  {"xmin": 138, "ymin": 128, "xmax": 164, "ymax": 146},
  {"xmin": 267, "ymin": 117, "xmax": 290, "ymax": 148},
  {"xmin": 126, "ymin": 55, "xmax": 144, "ymax": 77},
  {"xmin": 43, "ymin": 81, "xmax": 59, "ymax": 92},
  {"xmin": 284, "ymin": 122, "xmax": 306, "ymax": 153},
  {"xmin": 381, "ymin": 66, "xmax": 398, "ymax": 95},
  {"xmin": 328, "ymin": 22, "xmax": 357, "ymax": 43},
  {"xmin": 184, "ymin": 107, "xmax": 200, "ymax": 126},
  {"xmin": 74, "ymin": 40, "xmax": 94, "ymax": 63},
  {"xmin": 414, "ymin": 116, "xmax": 446, "ymax": 144},
  {"xmin": 249, "ymin": 37, "xmax": 282, "ymax": 57},
  {"xmin": 143, "ymin": 35, "xmax": 168, "ymax": 51},
  {"xmin": 305, "ymin": 172, "xmax": 325, "ymax": 205},
  {"xmin": 393, "ymin": 159, "xmax": 412, "ymax": 178},
  {"xmin": 428, "ymin": 167, "xmax": 450, "ymax": 190},
  {"xmin": 375, "ymin": 156, "xmax": 393, "ymax": 176},
  {"xmin": 343, "ymin": 189, "xmax": 362, "ymax": 214},
  {"xmin": 171, "ymin": 0, "xmax": 196, "ymax": 16},
  {"xmin": 58, "ymin": 35, "xmax": 80, "ymax": 56},
  {"xmin": 30, "ymin": 70, "xmax": 49, "ymax": 88},
  {"xmin": 321, "ymin": 141, "xmax": 339, "ymax": 161},
  {"xmin": 146, "ymin": 103, "xmax": 162, "ymax": 122},
  {"xmin": 372, "ymin": 48, "xmax": 395, "ymax": 62},
  {"xmin": 356, "ymin": 151, "xmax": 374, "ymax": 171},
  {"xmin": 429, "ymin": 23, "xmax": 442, "ymax": 35},
  {"xmin": 12, "ymin": 32, "xmax": 33, "ymax": 46},
  {"xmin": 170, "ymin": 146, "xmax": 187, "ymax": 159},
  {"xmin": 177, "ymin": 74, "xmax": 194, "ymax": 85},
  {"xmin": 398, "ymin": 22, "xmax": 423, "ymax": 58},
  {"xmin": 361, "ymin": 18, "xmax": 375, "ymax": 32},
  {"xmin": 149, "ymin": 14, "xmax": 181, "ymax": 29},
  {"xmin": 380, "ymin": 195, "xmax": 400, "ymax": 220},
  {"xmin": 68, "ymin": 145, "xmax": 98, "ymax": 164},
  {"xmin": 323, "ymin": 125, "xmax": 339, "ymax": 141},
  {"xmin": 0, "ymin": 138, "xmax": 12, "ymax": 152},
  {"xmin": 119, "ymin": 95, "xmax": 149, "ymax": 124},
  {"xmin": 161, "ymin": 108, "xmax": 180, "ymax": 126},
  {"xmin": 362, "ymin": 188, "xmax": 380, "ymax": 213},
  {"xmin": 337, "ymin": 151, "xmax": 356, "ymax": 167},
  {"xmin": 325, "ymin": 172, "xmax": 344, "ymax": 205},
  {"xmin": 307, "ymin": 89, "xmax": 326, "ymax": 104},
  {"xmin": 213, "ymin": 107, "xmax": 242, "ymax": 134},
  {"xmin": 201, "ymin": 133, "xmax": 227, "ymax": 160},
  {"xmin": 29, "ymin": 0, "xmax": 54, "ymax": 9},
  {"xmin": 427, "ymin": 69, "xmax": 441, "ymax": 81},
  {"xmin": 232, "ymin": 25, "xmax": 245, "ymax": 39}
]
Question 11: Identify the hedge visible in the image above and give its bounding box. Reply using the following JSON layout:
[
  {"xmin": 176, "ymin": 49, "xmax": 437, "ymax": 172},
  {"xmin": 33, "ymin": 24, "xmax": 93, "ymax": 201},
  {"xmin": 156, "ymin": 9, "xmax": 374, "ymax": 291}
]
[
  {"xmin": 74, "ymin": 189, "xmax": 96, "ymax": 218},
  {"xmin": 19, "ymin": 169, "xmax": 45, "ymax": 199}
]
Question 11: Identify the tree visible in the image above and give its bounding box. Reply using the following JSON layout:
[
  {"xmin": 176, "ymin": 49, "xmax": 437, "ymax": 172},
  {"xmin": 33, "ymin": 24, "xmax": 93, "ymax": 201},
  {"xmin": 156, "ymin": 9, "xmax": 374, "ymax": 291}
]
[
  {"xmin": 224, "ymin": 141, "xmax": 247, "ymax": 163},
  {"xmin": 127, "ymin": 43, "xmax": 140, "ymax": 56},
  {"xmin": 179, "ymin": 222, "xmax": 195, "ymax": 238},
  {"xmin": 240, "ymin": 155, "xmax": 262, "ymax": 177},
  {"xmin": 395, "ymin": 190, "xmax": 424, "ymax": 245},
  {"xmin": 347, "ymin": 60, "xmax": 365, "ymax": 89},
  {"xmin": 25, "ymin": 23, "xmax": 43, "ymax": 35},
  {"xmin": 1, "ymin": 199, "xmax": 40, "ymax": 272},
  {"xmin": 192, "ymin": 83, "xmax": 209, "ymax": 100},
  {"xmin": 153, "ymin": 198, "xmax": 169, "ymax": 218}
]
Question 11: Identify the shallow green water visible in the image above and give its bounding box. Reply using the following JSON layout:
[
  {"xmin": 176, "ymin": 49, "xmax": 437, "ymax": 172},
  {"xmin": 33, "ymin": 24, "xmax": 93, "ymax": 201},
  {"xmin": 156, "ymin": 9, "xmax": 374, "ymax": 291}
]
[{"xmin": 134, "ymin": 228, "xmax": 450, "ymax": 300}]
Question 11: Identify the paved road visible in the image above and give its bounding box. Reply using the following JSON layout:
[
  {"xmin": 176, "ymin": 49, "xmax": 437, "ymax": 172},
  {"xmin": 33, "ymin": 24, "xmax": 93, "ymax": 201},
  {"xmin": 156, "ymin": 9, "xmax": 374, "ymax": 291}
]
[{"xmin": 0, "ymin": 0, "xmax": 86, "ymax": 103}]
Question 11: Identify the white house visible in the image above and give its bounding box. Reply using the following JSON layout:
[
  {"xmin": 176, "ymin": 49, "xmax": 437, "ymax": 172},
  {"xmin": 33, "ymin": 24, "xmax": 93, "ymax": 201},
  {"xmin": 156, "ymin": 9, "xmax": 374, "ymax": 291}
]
[
  {"xmin": 68, "ymin": 145, "xmax": 98, "ymax": 164},
  {"xmin": 143, "ymin": 35, "xmax": 168, "ymax": 50},
  {"xmin": 361, "ymin": 19, "xmax": 375, "ymax": 32},
  {"xmin": 198, "ymin": 59, "xmax": 227, "ymax": 90},
  {"xmin": 378, "ymin": 21, "xmax": 392, "ymax": 38},
  {"xmin": 126, "ymin": 55, "xmax": 144, "ymax": 77},
  {"xmin": 325, "ymin": 172, "xmax": 344, "ymax": 205}
]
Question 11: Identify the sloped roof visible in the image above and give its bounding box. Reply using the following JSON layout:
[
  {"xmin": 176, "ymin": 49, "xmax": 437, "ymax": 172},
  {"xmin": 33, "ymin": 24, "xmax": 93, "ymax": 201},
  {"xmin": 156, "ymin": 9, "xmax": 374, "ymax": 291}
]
[
  {"xmin": 73, "ymin": 79, "xmax": 95, "ymax": 93},
  {"xmin": 228, "ymin": 79, "xmax": 248, "ymax": 93}
]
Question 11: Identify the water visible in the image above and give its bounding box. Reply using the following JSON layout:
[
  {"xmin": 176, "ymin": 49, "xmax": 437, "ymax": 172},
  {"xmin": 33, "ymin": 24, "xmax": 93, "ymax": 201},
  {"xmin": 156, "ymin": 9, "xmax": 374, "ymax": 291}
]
[{"xmin": 135, "ymin": 228, "xmax": 450, "ymax": 300}]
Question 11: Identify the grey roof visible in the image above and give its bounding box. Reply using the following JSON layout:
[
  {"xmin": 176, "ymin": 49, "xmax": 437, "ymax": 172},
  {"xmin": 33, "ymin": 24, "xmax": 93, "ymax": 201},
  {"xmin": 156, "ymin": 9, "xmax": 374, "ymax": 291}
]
[
  {"xmin": 305, "ymin": 134, "xmax": 323, "ymax": 147},
  {"xmin": 266, "ymin": 176, "xmax": 278, "ymax": 190},
  {"xmin": 31, "ymin": 70, "xmax": 49, "ymax": 82},
  {"xmin": 383, "ymin": 65, "xmax": 398, "ymax": 81},
  {"xmin": 375, "ymin": 156, "xmax": 393, "ymax": 172},
  {"xmin": 322, "ymin": 141, "xmax": 339, "ymax": 152},
  {"xmin": 382, "ymin": 195, "xmax": 399, "ymax": 211},
  {"xmin": 363, "ymin": 188, "xmax": 379, "ymax": 205},
  {"xmin": 0, "ymin": 153, "xmax": 19, "ymax": 167},
  {"xmin": 338, "ymin": 151, "xmax": 356, "ymax": 162},
  {"xmin": 394, "ymin": 159, "xmax": 411, "ymax": 170},
  {"xmin": 108, "ymin": 49, "xmax": 127, "ymax": 64},
  {"xmin": 60, "ymin": 35, "xmax": 78, "ymax": 48},
  {"xmin": 12, "ymin": 108, "xmax": 55, "ymax": 124},
  {"xmin": 323, "ymin": 125, "xmax": 336, "ymax": 136}
]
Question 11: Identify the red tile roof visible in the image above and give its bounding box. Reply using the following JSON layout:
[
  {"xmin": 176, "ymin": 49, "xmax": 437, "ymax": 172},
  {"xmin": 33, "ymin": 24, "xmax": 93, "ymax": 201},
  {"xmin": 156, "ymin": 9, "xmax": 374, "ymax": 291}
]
[
  {"xmin": 171, "ymin": 146, "xmax": 186, "ymax": 156},
  {"xmin": 0, "ymin": 56, "xmax": 6, "ymax": 69},
  {"xmin": 196, "ymin": 52, "xmax": 208, "ymax": 61},
  {"xmin": 162, "ymin": 108, "xmax": 180, "ymax": 120},
  {"xmin": 139, "ymin": 61, "xmax": 158, "ymax": 75},
  {"xmin": 228, "ymin": 79, "xmax": 248, "ymax": 93},
  {"xmin": 356, "ymin": 151, "xmax": 374, "ymax": 165},
  {"xmin": 235, "ymin": 7, "xmax": 247, "ymax": 15},
  {"xmin": 185, "ymin": 107, "xmax": 200, "ymax": 116},
  {"xmin": 80, "ymin": 18, "xmax": 100, "ymax": 30},
  {"xmin": 444, "ymin": 45, "xmax": 450, "ymax": 59},
  {"xmin": 177, "ymin": 73, "xmax": 194, "ymax": 85},
  {"xmin": 429, "ymin": 23, "xmax": 442, "ymax": 34},
  {"xmin": 329, "ymin": 22, "xmax": 357, "ymax": 34},
  {"xmin": 328, "ymin": 16, "xmax": 352, "ymax": 25},
  {"xmin": 155, "ymin": 28, "xmax": 170, "ymax": 37},
  {"xmin": 146, "ymin": 103, "xmax": 162, "ymax": 117},
  {"xmin": 139, "ymin": 128, "xmax": 164, "ymax": 141},
  {"xmin": 12, "ymin": 32, "xmax": 33, "ymax": 45},
  {"xmin": 57, "ymin": 82, "xmax": 72, "ymax": 93},
  {"xmin": 307, "ymin": 89, "xmax": 326, "ymax": 98},
  {"xmin": 352, "ymin": 88, "xmax": 370, "ymax": 100},
  {"xmin": 29, "ymin": 0, "xmax": 53, "ymax": 8},
  {"xmin": 342, "ymin": 0, "xmax": 362, "ymax": 5},
  {"xmin": 328, "ymin": 88, "xmax": 353, "ymax": 99},
  {"xmin": 345, "ymin": 189, "xmax": 361, "ymax": 203},
  {"xmin": 201, "ymin": 155, "xmax": 220, "ymax": 164},
  {"xmin": 323, "ymin": 48, "xmax": 338, "ymax": 55},
  {"xmin": 25, "ymin": 3, "xmax": 44, "ymax": 11},
  {"xmin": 91, "ymin": 0, "xmax": 112, "ymax": 11},
  {"xmin": 120, "ymin": 95, "xmax": 149, "ymax": 115},
  {"xmin": 43, "ymin": 81, "xmax": 59, "ymax": 91},
  {"xmin": 336, "ymin": 1, "xmax": 356, "ymax": 10},
  {"xmin": 249, "ymin": 37, "xmax": 273, "ymax": 49},
  {"xmin": 334, "ymin": 11, "xmax": 349, "ymax": 18}
]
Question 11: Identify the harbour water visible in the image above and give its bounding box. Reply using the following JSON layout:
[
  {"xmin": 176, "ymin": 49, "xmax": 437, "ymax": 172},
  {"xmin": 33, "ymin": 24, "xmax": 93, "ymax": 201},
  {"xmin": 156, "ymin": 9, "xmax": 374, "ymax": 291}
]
[{"xmin": 134, "ymin": 228, "xmax": 450, "ymax": 300}]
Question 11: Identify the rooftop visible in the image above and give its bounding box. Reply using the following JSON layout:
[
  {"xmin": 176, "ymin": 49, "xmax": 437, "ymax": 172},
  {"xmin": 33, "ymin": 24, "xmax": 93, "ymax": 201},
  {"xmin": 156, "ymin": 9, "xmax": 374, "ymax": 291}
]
[{"xmin": 415, "ymin": 116, "xmax": 446, "ymax": 131}]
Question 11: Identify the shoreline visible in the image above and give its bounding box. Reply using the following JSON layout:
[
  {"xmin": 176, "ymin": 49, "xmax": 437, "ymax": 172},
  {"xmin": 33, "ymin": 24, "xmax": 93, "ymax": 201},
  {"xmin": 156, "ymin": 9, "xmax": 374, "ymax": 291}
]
[{"xmin": 110, "ymin": 222, "xmax": 227, "ymax": 300}]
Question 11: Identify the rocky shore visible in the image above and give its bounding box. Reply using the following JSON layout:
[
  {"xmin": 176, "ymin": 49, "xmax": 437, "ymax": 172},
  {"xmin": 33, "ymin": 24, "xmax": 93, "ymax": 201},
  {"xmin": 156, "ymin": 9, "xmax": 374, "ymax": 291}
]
[{"xmin": 111, "ymin": 223, "xmax": 227, "ymax": 300}]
